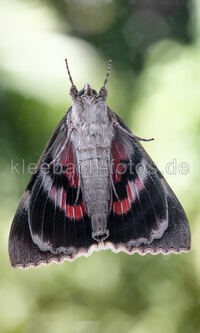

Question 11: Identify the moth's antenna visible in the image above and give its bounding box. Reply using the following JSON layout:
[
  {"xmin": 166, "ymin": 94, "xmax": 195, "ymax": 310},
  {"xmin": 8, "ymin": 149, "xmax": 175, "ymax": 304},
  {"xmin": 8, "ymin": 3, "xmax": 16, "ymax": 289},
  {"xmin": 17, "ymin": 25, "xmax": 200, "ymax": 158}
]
[
  {"xmin": 103, "ymin": 59, "xmax": 112, "ymax": 87},
  {"xmin": 65, "ymin": 58, "xmax": 75, "ymax": 86}
]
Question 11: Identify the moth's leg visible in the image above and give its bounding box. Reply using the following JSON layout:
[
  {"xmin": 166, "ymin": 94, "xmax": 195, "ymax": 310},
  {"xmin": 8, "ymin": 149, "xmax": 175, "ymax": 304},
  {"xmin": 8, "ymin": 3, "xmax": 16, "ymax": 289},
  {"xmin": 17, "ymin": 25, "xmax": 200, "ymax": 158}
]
[
  {"xmin": 108, "ymin": 186, "xmax": 113, "ymax": 214},
  {"xmin": 75, "ymin": 171, "xmax": 81, "ymax": 204},
  {"xmin": 108, "ymin": 112, "xmax": 154, "ymax": 142},
  {"xmin": 109, "ymin": 163, "xmax": 119, "ymax": 200}
]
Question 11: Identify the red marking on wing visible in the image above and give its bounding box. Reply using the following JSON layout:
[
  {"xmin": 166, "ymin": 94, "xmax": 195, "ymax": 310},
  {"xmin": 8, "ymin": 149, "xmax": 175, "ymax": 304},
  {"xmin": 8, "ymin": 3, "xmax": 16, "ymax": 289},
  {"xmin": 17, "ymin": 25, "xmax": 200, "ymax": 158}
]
[
  {"xmin": 60, "ymin": 142, "xmax": 74, "ymax": 165},
  {"xmin": 112, "ymin": 140, "xmax": 127, "ymax": 161},
  {"xmin": 113, "ymin": 201, "xmax": 122, "ymax": 215},
  {"xmin": 74, "ymin": 205, "xmax": 82, "ymax": 220},
  {"xmin": 122, "ymin": 198, "xmax": 130, "ymax": 213},
  {"xmin": 112, "ymin": 140, "xmax": 127, "ymax": 184},
  {"xmin": 60, "ymin": 142, "xmax": 78, "ymax": 188},
  {"xmin": 49, "ymin": 139, "xmax": 83, "ymax": 218},
  {"xmin": 113, "ymin": 198, "xmax": 130, "ymax": 215},
  {"xmin": 65, "ymin": 201, "xmax": 86, "ymax": 220},
  {"xmin": 66, "ymin": 204, "xmax": 74, "ymax": 219},
  {"xmin": 112, "ymin": 183, "xmax": 134, "ymax": 215},
  {"xmin": 50, "ymin": 182, "xmax": 86, "ymax": 220}
]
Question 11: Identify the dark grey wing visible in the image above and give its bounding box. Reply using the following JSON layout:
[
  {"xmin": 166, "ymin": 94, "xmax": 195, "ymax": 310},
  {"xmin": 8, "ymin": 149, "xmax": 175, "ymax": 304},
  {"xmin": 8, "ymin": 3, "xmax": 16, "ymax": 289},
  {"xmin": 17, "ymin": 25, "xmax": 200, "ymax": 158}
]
[
  {"xmin": 105, "ymin": 108, "xmax": 191, "ymax": 254},
  {"xmin": 9, "ymin": 109, "xmax": 95, "ymax": 268},
  {"xmin": 9, "ymin": 191, "xmax": 67, "ymax": 268},
  {"xmin": 138, "ymin": 180, "xmax": 191, "ymax": 254}
]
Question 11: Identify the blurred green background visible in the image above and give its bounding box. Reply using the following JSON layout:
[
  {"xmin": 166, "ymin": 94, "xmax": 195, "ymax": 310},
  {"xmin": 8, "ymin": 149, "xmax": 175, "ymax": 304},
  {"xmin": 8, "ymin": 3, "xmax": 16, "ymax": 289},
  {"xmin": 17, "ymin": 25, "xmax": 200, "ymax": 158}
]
[{"xmin": 0, "ymin": 0, "xmax": 200, "ymax": 332}]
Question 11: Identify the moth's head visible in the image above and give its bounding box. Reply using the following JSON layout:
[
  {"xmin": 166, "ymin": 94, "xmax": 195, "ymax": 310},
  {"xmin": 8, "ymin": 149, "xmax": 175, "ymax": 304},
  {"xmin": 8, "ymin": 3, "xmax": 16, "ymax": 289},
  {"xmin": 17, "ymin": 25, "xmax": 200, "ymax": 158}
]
[
  {"xmin": 78, "ymin": 83, "xmax": 97, "ymax": 98},
  {"xmin": 65, "ymin": 59, "xmax": 111, "ymax": 103}
]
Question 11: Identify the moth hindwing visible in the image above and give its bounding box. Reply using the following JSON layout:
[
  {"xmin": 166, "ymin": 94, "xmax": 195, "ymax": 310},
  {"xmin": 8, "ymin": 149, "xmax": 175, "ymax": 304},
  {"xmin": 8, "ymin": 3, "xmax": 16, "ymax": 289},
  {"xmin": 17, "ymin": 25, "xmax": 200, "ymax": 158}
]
[{"xmin": 8, "ymin": 59, "xmax": 191, "ymax": 268}]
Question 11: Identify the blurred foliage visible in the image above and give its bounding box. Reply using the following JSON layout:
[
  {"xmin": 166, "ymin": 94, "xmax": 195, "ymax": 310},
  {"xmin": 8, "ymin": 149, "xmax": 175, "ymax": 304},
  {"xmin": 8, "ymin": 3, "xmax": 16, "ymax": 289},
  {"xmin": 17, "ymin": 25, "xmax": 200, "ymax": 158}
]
[{"xmin": 0, "ymin": 0, "xmax": 200, "ymax": 332}]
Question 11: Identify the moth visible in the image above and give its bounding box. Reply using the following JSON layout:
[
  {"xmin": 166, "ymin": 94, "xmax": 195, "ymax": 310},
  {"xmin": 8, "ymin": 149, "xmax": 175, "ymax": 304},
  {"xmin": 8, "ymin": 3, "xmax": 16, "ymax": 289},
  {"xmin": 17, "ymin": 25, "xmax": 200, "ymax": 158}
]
[{"xmin": 9, "ymin": 59, "xmax": 191, "ymax": 268}]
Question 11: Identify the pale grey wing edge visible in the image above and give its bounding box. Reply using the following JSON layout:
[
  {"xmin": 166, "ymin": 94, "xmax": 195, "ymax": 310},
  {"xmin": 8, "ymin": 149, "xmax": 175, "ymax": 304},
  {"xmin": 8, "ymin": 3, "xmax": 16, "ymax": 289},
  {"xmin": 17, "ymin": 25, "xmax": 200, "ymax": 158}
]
[
  {"xmin": 9, "ymin": 191, "xmax": 79, "ymax": 268},
  {"xmin": 129, "ymin": 179, "xmax": 191, "ymax": 254}
]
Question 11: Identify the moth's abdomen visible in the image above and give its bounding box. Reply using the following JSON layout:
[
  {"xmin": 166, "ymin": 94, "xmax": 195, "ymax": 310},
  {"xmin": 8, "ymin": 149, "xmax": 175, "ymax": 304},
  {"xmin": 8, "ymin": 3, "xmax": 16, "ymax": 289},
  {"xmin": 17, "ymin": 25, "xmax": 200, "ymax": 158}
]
[{"xmin": 77, "ymin": 149, "xmax": 111, "ymax": 241}]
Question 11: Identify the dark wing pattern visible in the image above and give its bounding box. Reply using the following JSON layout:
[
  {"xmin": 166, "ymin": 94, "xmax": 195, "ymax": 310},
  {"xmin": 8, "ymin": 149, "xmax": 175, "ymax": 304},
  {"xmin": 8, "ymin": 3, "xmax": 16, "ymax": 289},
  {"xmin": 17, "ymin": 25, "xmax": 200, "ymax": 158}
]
[
  {"xmin": 9, "ymin": 109, "xmax": 96, "ymax": 268},
  {"xmin": 105, "ymin": 109, "xmax": 191, "ymax": 254}
]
